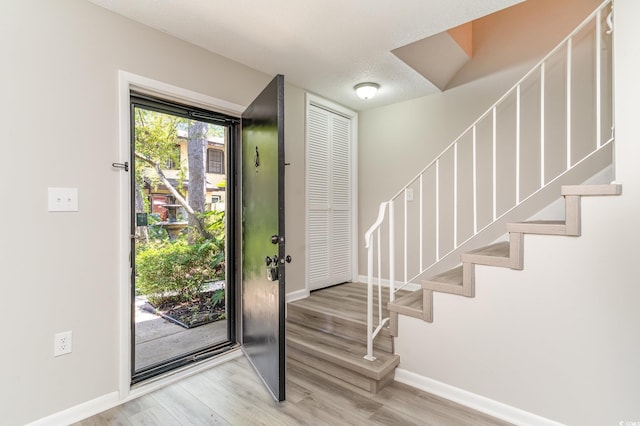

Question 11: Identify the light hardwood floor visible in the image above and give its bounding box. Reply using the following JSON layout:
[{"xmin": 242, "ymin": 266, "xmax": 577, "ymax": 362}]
[{"xmin": 76, "ymin": 355, "xmax": 511, "ymax": 425}]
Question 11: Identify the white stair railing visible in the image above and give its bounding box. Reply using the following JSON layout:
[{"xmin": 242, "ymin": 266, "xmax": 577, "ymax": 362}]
[{"xmin": 364, "ymin": 0, "xmax": 614, "ymax": 361}]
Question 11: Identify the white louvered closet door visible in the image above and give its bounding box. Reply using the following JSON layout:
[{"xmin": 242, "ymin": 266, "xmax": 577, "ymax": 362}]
[{"xmin": 307, "ymin": 104, "xmax": 352, "ymax": 290}]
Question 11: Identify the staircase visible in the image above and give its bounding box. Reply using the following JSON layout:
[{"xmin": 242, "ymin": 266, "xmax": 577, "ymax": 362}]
[
  {"xmin": 363, "ymin": 0, "xmax": 613, "ymax": 360},
  {"xmin": 286, "ymin": 283, "xmax": 400, "ymax": 394},
  {"xmin": 388, "ymin": 184, "xmax": 622, "ymax": 332},
  {"xmin": 287, "ymin": 0, "xmax": 614, "ymax": 396}
]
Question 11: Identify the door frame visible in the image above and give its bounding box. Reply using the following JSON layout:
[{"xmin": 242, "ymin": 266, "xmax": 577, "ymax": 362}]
[
  {"xmin": 117, "ymin": 71, "xmax": 245, "ymax": 398},
  {"xmin": 304, "ymin": 93, "xmax": 359, "ymax": 292}
]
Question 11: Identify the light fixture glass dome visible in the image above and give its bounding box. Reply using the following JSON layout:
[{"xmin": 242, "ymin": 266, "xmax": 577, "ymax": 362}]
[{"xmin": 354, "ymin": 82, "xmax": 380, "ymax": 100}]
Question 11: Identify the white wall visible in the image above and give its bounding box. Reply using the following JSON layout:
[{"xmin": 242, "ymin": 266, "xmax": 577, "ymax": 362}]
[
  {"xmin": 0, "ymin": 0, "xmax": 306, "ymax": 424},
  {"xmin": 391, "ymin": 0, "xmax": 640, "ymax": 424}
]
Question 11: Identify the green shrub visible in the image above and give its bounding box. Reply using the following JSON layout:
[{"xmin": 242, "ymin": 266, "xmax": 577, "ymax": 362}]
[
  {"xmin": 136, "ymin": 239, "xmax": 223, "ymax": 303},
  {"xmin": 200, "ymin": 210, "xmax": 225, "ymax": 247},
  {"xmin": 210, "ymin": 288, "xmax": 225, "ymax": 309}
]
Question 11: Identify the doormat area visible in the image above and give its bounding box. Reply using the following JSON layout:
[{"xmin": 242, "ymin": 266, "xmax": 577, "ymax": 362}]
[{"xmin": 142, "ymin": 290, "xmax": 225, "ymax": 329}]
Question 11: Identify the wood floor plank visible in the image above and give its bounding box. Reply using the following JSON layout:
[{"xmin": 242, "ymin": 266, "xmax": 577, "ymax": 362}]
[
  {"xmin": 287, "ymin": 362, "xmax": 383, "ymax": 415},
  {"xmin": 80, "ymin": 356, "xmax": 510, "ymax": 425},
  {"xmin": 73, "ymin": 394, "xmax": 157, "ymax": 426},
  {"xmin": 75, "ymin": 410, "xmax": 134, "ymax": 426},
  {"xmin": 150, "ymin": 384, "xmax": 231, "ymax": 425},
  {"xmin": 294, "ymin": 393, "xmax": 373, "ymax": 426},
  {"xmin": 128, "ymin": 405, "xmax": 183, "ymax": 426},
  {"xmin": 177, "ymin": 373, "xmax": 287, "ymax": 426},
  {"xmin": 368, "ymin": 404, "xmax": 436, "ymax": 426},
  {"xmin": 210, "ymin": 362, "xmax": 313, "ymax": 426},
  {"xmin": 373, "ymin": 381, "xmax": 512, "ymax": 426}
]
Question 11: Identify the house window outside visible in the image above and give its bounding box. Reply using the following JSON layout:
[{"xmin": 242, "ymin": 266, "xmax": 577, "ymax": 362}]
[
  {"xmin": 211, "ymin": 195, "xmax": 221, "ymax": 204},
  {"xmin": 208, "ymin": 149, "xmax": 224, "ymax": 174},
  {"xmin": 165, "ymin": 145, "xmax": 181, "ymax": 170}
]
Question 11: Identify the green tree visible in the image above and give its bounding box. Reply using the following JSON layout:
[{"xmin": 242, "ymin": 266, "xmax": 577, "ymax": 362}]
[{"xmin": 134, "ymin": 107, "xmax": 211, "ymax": 240}]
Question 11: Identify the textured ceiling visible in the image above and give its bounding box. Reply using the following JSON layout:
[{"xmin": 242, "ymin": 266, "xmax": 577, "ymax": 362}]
[{"xmin": 86, "ymin": 0, "xmax": 522, "ymax": 111}]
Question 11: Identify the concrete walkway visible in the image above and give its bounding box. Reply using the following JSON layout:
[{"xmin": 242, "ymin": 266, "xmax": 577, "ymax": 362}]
[{"xmin": 134, "ymin": 296, "xmax": 228, "ymax": 371}]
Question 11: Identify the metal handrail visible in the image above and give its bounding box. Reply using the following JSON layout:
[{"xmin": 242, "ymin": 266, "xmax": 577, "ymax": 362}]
[
  {"xmin": 364, "ymin": 202, "xmax": 392, "ymax": 361},
  {"xmin": 363, "ymin": 0, "xmax": 613, "ymax": 361}
]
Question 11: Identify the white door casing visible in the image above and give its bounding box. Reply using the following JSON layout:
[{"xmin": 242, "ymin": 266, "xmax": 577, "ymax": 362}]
[{"xmin": 117, "ymin": 71, "xmax": 244, "ymax": 398}]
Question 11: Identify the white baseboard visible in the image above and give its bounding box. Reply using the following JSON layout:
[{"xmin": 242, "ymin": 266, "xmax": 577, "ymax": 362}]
[
  {"xmin": 394, "ymin": 369, "xmax": 565, "ymax": 426},
  {"xmin": 26, "ymin": 391, "xmax": 120, "ymax": 426},
  {"xmin": 286, "ymin": 288, "xmax": 310, "ymax": 303},
  {"xmin": 27, "ymin": 349, "xmax": 243, "ymax": 426},
  {"xmin": 357, "ymin": 275, "xmax": 421, "ymax": 292}
]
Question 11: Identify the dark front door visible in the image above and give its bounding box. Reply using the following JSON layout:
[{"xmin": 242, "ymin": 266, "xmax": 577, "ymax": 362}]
[{"xmin": 241, "ymin": 75, "xmax": 286, "ymax": 401}]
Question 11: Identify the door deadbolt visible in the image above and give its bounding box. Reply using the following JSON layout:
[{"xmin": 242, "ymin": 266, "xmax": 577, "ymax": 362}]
[{"xmin": 267, "ymin": 267, "xmax": 279, "ymax": 281}]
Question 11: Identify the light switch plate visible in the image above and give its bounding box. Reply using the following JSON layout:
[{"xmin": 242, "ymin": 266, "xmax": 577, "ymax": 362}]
[{"xmin": 48, "ymin": 187, "xmax": 79, "ymax": 212}]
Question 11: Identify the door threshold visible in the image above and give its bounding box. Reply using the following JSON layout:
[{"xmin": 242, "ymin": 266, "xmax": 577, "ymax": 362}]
[{"xmin": 128, "ymin": 346, "xmax": 242, "ymax": 401}]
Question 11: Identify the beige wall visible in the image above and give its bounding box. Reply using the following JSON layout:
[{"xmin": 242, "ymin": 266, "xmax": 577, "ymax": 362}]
[
  {"xmin": 396, "ymin": 1, "xmax": 640, "ymax": 417},
  {"xmin": 2, "ymin": 0, "xmax": 632, "ymax": 423},
  {"xmin": 284, "ymin": 85, "xmax": 307, "ymax": 294},
  {"xmin": 358, "ymin": 0, "xmax": 608, "ymax": 277},
  {"xmin": 449, "ymin": 0, "xmax": 603, "ymax": 88},
  {"xmin": 362, "ymin": 0, "xmax": 640, "ymax": 424},
  {"xmin": 0, "ymin": 0, "xmax": 305, "ymax": 424}
]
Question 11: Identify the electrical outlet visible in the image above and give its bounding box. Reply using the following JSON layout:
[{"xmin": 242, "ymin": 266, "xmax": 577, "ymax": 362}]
[{"xmin": 54, "ymin": 331, "xmax": 73, "ymax": 357}]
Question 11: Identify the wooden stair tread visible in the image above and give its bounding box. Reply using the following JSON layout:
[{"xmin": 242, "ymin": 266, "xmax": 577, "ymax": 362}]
[
  {"xmin": 465, "ymin": 241, "xmax": 510, "ymax": 257},
  {"xmin": 461, "ymin": 241, "xmax": 512, "ymax": 267},
  {"xmin": 289, "ymin": 282, "xmax": 393, "ymax": 323},
  {"xmin": 287, "ymin": 302, "xmax": 392, "ymax": 352},
  {"xmin": 387, "ymin": 184, "xmax": 622, "ymax": 330},
  {"xmin": 286, "ymin": 351, "xmax": 394, "ymax": 394},
  {"xmin": 289, "ymin": 300, "xmax": 370, "ymax": 327},
  {"xmin": 422, "ymin": 266, "xmax": 465, "ymax": 295},
  {"xmin": 507, "ymin": 220, "xmax": 568, "ymax": 235},
  {"xmin": 426, "ymin": 265, "xmax": 464, "ymax": 284},
  {"xmin": 388, "ymin": 290, "xmax": 423, "ymax": 319},
  {"xmin": 286, "ymin": 322, "xmax": 399, "ymax": 380},
  {"xmin": 561, "ymin": 184, "xmax": 622, "ymax": 196}
]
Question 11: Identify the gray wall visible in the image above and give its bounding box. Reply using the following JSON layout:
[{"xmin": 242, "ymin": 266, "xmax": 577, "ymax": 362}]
[{"xmin": 0, "ymin": 0, "xmax": 305, "ymax": 423}]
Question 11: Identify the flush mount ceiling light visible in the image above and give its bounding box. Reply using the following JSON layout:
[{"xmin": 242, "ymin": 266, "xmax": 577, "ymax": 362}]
[{"xmin": 354, "ymin": 82, "xmax": 380, "ymax": 100}]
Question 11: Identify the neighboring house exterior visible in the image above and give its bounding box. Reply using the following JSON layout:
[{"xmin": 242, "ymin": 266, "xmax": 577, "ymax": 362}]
[
  {"xmin": 2, "ymin": 0, "xmax": 638, "ymax": 425},
  {"xmin": 146, "ymin": 133, "xmax": 227, "ymax": 218}
]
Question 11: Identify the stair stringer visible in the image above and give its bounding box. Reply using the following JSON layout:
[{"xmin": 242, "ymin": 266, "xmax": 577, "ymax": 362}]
[{"xmin": 388, "ymin": 184, "xmax": 621, "ymax": 336}]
